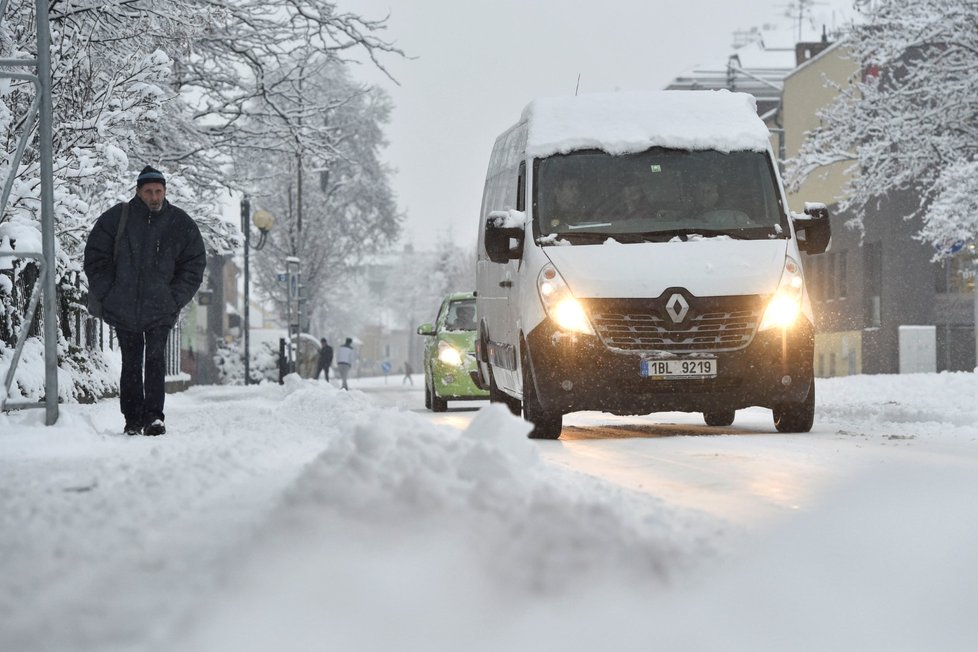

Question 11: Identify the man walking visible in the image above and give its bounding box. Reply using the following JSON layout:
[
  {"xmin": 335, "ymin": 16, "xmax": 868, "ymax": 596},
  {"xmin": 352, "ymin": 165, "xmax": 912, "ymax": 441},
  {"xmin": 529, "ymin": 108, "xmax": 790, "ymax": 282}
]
[
  {"xmin": 336, "ymin": 337, "xmax": 355, "ymax": 390},
  {"xmin": 84, "ymin": 166, "xmax": 206, "ymax": 436},
  {"xmin": 316, "ymin": 338, "xmax": 333, "ymax": 381}
]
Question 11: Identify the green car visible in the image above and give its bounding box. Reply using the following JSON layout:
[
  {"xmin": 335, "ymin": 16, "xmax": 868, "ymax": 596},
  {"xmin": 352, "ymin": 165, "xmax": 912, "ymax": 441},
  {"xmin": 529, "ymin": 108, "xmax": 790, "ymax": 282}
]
[{"xmin": 417, "ymin": 292, "xmax": 488, "ymax": 411}]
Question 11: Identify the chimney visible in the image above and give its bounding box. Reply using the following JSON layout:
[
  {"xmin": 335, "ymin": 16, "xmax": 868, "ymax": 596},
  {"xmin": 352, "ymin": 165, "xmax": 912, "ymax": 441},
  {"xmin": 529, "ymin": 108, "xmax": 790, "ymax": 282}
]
[{"xmin": 795, "ymin": 25, "xmax": 832, "ymax": 66}]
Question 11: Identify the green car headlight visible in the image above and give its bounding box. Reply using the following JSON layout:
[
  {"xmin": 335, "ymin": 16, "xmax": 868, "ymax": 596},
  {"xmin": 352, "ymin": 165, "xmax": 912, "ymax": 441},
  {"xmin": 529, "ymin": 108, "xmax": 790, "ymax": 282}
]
[{"xmin": 437, "ymin": 341, "xmax": 464, "ymax": 367}]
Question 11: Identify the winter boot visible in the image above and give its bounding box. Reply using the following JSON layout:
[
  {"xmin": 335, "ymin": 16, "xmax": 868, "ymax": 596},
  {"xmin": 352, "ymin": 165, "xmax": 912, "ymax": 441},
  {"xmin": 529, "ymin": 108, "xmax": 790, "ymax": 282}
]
[
  {"xmin": 143, "ymin": 419, "xmax": 166, "ymax": 437},
  {"xmin": 124, "ymin": 422, "xmax": 143, "ymax": 436}
]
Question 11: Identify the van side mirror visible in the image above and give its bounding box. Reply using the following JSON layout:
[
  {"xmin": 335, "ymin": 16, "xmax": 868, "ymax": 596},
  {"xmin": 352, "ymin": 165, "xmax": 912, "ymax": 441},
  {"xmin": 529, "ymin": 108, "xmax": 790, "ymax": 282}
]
[
  {"xmin": 792, "ymin": 204, "xmax": 832, "ymax": 255},
  {"xmin": 416, "ymin": 323, "xmax": 436, "ymax": 336},
  {"xmin": 484, "ymin": 210, "xmax": 525, "ymax": 263}
]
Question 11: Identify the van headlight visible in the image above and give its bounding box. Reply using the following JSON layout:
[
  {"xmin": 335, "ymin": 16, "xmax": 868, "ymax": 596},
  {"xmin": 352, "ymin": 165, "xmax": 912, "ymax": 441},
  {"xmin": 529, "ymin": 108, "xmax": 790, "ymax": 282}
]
[
  {"xmin": 758, "ymin": 256, "xmax": 805, "ymax": 331},
  {"xmin": 537, "ymin": 264, "xmax": 594, "ymax": 335},
  {"xmin": 437, "ymin": 341, "xmax": 464, "ymax": 367}
]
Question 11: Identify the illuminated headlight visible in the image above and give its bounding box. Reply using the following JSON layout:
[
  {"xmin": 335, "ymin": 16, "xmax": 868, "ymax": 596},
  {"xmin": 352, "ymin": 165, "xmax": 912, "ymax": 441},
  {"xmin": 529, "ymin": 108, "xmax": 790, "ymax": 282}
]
[
  {"xmin": 759, "ymin": 256, "xmax": 805, "ymax": 331},
  {"xmin": 538, "ymin": 264, "xmax": 594, "ymax": 335},
  {"xmin": 437, "ymin": 341, "xmax": 463, "ymax": 366}
]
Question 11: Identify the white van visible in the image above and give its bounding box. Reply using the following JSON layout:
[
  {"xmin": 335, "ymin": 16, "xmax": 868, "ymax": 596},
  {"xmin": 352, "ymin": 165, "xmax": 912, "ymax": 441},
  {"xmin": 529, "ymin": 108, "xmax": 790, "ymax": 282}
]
[{"xmin": 474, "ymin": 90, "xmax": 831, "ymax": 438}]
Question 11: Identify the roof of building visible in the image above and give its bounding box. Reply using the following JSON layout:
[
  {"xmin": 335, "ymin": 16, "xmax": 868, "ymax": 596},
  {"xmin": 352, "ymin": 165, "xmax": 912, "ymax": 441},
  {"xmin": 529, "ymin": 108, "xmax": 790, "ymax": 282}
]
[{"xmin": 664, "ymin": 6, "xmax": 858, "ymax": 115}]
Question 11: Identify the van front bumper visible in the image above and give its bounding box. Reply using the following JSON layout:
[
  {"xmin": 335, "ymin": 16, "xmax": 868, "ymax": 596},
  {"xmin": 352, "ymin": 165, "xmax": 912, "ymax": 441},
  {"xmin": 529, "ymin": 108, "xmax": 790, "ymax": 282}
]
[{"xmin": 524, "ymin": 320, "xmax": 814, "ymax": 416}]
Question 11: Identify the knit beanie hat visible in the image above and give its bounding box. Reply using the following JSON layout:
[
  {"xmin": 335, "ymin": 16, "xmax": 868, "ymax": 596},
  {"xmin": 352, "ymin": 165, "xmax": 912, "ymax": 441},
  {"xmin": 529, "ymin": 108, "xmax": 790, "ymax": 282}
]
[{"xmin": 136, "ymin": 165, "xmax": 166, "ymax": 188}]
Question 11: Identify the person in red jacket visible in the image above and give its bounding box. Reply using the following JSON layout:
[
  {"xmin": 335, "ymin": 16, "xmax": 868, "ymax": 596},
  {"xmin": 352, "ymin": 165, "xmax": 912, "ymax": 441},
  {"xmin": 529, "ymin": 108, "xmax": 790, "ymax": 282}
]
[{"xmin": 83, "ymin": 166, "xmax": 206, "ymax": 436}]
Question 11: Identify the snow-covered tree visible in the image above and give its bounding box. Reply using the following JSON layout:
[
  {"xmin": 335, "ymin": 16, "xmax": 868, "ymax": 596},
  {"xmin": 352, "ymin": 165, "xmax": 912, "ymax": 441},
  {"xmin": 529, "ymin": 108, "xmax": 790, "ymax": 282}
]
[
  {"xmin": 242, "ymin": 61, "xmax": 402, "ymax": 329},
  {"xmin": 1, "ymin": 0, "xmax": 402, "ymax": 400},
  {"xmin": 786, "ymin": 0, "xmax": 978, "ymax": 256}
]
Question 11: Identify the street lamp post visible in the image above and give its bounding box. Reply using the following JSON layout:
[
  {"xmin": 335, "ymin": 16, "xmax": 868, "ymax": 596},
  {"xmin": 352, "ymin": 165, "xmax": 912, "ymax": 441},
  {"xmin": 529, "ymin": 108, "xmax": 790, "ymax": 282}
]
[{"xmin": 241, "ymin": 197, "xmax": 273, "ymax": 385}]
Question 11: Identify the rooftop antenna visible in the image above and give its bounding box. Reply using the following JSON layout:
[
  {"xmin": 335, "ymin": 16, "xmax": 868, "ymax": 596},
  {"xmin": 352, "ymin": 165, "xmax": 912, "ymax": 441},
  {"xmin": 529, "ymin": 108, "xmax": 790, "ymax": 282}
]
[
  {"xmin": 776, "ymin": 0, "xmax": 826, "ymax": 41},
  {"xmin": 575, "ymin": 73, "xmax": 581, "ymax": 96}
]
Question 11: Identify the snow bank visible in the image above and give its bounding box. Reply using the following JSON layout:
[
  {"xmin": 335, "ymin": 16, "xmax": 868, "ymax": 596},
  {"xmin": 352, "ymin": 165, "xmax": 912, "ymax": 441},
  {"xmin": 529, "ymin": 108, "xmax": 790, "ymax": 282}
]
[
  {"xmin": 178, "ymin": 399, "xmax": 720, "ymax": 652},
  {"xmin": 818, "ymin": 371, "xmax": 978, "ymax": 438}
]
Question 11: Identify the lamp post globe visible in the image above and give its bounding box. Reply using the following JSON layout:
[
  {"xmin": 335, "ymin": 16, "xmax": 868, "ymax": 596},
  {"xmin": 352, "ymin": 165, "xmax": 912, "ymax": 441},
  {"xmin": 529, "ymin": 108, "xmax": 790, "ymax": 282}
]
[{"xmin": 252, "ymin": 209, "xmax": 274, "ymax": 232}]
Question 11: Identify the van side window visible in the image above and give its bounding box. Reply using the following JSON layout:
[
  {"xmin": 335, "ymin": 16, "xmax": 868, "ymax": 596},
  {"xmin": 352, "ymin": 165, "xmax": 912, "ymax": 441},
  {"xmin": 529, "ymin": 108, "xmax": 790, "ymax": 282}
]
[{"xmin": 517, "ymin": 161, "xmax": 526, "ymax": 211}]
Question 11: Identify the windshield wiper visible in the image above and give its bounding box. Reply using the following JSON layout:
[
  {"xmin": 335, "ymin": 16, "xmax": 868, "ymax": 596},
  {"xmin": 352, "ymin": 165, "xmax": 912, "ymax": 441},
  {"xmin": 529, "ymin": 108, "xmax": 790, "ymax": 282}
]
[
  {"xmin": 539, "ymin": 231, "xmax": 620, "ymax": 244},
  {"xmin": 636, "ymin": 227, "xmax": 777, "ymax": 242}
]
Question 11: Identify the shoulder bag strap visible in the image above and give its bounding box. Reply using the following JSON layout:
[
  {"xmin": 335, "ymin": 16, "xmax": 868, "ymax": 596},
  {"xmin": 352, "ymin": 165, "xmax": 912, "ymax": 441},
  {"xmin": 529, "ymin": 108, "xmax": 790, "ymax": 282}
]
[{"xmin": 112, "ymin": 202, "xmax": 129, "ymax": 261}]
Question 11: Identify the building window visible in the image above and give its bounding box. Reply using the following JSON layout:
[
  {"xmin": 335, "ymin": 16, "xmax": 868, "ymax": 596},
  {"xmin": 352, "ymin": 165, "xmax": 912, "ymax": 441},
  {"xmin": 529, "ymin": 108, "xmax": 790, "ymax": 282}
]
[
  {"xmin": 864, "ymin": 242, "xmax": 882, "ymax": 327},
  {"xmin": 809, "ymin": 256, "xmax": 822, "ymax": 301},
  {"xmin": 826, "ymin": 252, "xmax": 837, "ymax": 301},
  {"xmin": 838, "ymin": 251, "xmax": 847, "ymax": 299},
  {"xmin": 936, "ymin": 247, "xmax": 977, "ymax": 295}
]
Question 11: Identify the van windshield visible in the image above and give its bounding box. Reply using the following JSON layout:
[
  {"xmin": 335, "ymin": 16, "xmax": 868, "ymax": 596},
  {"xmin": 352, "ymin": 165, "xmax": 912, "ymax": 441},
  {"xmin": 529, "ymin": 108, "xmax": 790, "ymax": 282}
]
[{"xmin": 533, "ymin": 148, "xmax": 787, "ymax": 243}]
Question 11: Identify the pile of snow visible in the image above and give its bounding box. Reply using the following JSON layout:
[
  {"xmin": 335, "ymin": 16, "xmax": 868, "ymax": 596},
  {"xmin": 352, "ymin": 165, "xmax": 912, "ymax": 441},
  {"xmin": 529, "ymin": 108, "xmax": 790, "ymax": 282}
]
[
  {"xmin": 524, "ymin": 90, "xmax": 771, "ymax": 158},
  {"xmin": 2, "ymin": 371, "xmax": 978, "ymax": 651}
]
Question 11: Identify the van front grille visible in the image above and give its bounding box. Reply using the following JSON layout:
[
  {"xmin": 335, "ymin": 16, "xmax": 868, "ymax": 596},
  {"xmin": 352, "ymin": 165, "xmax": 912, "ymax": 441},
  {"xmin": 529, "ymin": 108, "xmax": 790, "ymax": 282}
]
[{"xmin": 585, "ymin": 295, "xmax": 763, "ymax": 353}]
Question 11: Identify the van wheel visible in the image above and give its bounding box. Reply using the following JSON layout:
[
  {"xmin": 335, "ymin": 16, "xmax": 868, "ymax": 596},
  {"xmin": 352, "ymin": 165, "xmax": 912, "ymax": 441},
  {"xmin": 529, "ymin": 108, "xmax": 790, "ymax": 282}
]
[
  {"xmin": 424, "ymin": 381, "xmax": 432, "ymax": 410},
  {"xmin": 773, "ymin": 379, "xmax": 815, "ymax": 433},
  {"xmin": 522, "ymin": 348, "xmax": 562, "ymax": 440},
  {"xmin": 489, "ymin": 366, "xmax": 521, "ymax": 416},
  {"xmin": 703, "ymin": 410, "xmax": 735, "ymax": 427}
]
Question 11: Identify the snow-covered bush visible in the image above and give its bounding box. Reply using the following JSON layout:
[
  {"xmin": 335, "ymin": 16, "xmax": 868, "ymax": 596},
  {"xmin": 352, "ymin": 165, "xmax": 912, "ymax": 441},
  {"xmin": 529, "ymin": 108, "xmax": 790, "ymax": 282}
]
[{"xmin": 213, "ymin": 340, "xmax": 280, "ymax": 386}]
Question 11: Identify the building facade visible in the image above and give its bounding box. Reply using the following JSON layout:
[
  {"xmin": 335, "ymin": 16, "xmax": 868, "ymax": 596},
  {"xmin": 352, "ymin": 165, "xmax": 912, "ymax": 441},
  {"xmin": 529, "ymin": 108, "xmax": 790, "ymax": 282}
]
[{"xmin": 780, "ymin": 43, "xmax": 976, "ymax": 375}]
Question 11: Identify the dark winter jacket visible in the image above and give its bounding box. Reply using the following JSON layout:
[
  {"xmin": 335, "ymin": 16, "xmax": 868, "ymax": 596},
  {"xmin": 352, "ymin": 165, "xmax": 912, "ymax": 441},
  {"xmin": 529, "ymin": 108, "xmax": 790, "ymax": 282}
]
[
  {"xmin": 83, "ymin": 196, "xmax": 206, "ymax": 332},
  {"xmin": 319, "ymin": 345, "xmax": 333, "ymax": 367}
]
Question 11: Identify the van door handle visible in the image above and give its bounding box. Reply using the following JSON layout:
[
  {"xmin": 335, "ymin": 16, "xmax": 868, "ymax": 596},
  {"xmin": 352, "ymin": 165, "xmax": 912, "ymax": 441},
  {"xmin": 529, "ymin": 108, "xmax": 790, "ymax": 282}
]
[{"xmin": 499, "ymin": 280, "xmax": 512, "ymax": 288}]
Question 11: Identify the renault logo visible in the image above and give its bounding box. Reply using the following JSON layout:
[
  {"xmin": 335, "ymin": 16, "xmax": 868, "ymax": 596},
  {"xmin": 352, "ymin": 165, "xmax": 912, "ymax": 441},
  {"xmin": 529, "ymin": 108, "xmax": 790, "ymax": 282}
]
[{"xmin": 665, "ymin": 293, "xmax": 689, "ymax": 323}]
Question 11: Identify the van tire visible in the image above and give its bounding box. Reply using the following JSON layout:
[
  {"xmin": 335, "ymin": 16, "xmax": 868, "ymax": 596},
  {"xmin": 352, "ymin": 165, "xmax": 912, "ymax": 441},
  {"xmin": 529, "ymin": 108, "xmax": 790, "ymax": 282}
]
[
  {"xmin": 424, "ymin": 382, "xmax": 432, "ymax": 410},
  {"xmin": 704, "ymin": 410, "xmax": 736, "ymax": 427},
  {"xmin": 773, "ymin": 379, "xmax": 815, "ymax": 433},
  {"xmin": 489, "ymin": 367, "xmax": 521, "ymax": 416},
  {"xmin": 521, "ymin": 346, "xmax": 562, "ymax": 439}
]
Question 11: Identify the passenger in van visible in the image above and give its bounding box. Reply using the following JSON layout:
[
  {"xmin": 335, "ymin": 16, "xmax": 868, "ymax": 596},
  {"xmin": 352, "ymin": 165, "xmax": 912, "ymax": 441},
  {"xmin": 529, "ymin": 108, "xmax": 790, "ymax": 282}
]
[
  {"xmin": 621, "ymin": 184, "xmax": 647, "ymax": 220},
  {"xmin": 550, "ymin": 176, "xmax": 584, "ymax": 225},
  {"xmin": 689, "ymin": 179, "xmax": 751, "ymax": 226},
  {"xmin": 692, "ymin": 180, "xmax": 721, "ymax": 211}
]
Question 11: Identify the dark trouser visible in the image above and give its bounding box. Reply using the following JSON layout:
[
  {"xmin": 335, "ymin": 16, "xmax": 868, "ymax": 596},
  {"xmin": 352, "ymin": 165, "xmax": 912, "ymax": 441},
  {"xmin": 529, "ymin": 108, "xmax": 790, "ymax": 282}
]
[
  {"xmin": 316, "ymin": 363, "xmax": 330, "ymax": 381},
  {"xmin": 117, "ymin": 326, "xmax": 170, "ymax": 426}
]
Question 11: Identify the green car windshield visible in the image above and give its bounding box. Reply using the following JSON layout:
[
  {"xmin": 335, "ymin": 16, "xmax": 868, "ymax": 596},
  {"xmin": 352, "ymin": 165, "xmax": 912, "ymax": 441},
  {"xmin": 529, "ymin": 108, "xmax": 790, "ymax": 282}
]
[
  {"xmin": 443, "ymin": 298, "xmax": 477, "ymax": 332},
  {"xmin": 533, "ymin": 148, "xmax": 787, "ymax": 243}
]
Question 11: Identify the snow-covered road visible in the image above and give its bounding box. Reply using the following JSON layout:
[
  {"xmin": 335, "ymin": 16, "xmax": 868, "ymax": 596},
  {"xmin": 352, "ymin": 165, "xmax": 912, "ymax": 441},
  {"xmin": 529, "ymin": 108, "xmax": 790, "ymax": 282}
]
[
  {"xmin": 2, "ymin": 372, "xmax": 978, "ymax": 651},
  {"xmin": 370, "ymin": 379, "xmax": 976, "ymax": 532}
]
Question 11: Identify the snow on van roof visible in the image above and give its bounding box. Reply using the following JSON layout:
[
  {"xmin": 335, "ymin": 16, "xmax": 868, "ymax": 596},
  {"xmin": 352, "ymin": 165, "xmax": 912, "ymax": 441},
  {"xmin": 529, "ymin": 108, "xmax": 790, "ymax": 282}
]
[{"xmin": 523, "ymin": 90, "xmax": 771, "ymax": 158}]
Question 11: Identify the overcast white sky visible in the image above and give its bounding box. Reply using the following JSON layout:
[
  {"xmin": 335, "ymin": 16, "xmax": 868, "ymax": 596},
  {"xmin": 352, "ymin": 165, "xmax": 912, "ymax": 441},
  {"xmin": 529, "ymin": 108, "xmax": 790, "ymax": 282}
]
[{"xmin": 342, "ymin": 0, "xmax": 855, "ymax": 251}]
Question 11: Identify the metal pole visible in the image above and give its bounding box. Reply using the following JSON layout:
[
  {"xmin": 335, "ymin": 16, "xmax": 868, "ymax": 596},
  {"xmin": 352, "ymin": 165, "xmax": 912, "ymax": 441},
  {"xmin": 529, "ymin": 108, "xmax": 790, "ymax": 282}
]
[
  {"xmin": 241, "ymin": 196, "xmax": 251, "ymax": 385},
  {"xmin": 296, "ymin": 152, "xmax": 303, "ymax": 334},
  {"xmin": 36, "ymin": 0, "xmax": 58, "ymax": 424}
]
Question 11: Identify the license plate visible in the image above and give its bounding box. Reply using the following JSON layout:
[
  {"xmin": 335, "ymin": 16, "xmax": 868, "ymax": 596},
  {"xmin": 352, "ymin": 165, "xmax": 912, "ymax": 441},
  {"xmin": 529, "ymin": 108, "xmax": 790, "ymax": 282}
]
[{"xmin": 640, "ymin": 358, "xmax": 717, "ymax": 378}]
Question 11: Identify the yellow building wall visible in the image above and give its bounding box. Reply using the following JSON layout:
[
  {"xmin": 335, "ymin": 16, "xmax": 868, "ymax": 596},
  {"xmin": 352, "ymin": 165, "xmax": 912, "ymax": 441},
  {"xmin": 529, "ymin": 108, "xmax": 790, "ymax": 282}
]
[
  {"xmin": 782, "ymin": 44, "xmax": 859, "ymax": 213},
  {"xmin": 814, "ymin": 330, "xmax": 862, "ymax": 377}
]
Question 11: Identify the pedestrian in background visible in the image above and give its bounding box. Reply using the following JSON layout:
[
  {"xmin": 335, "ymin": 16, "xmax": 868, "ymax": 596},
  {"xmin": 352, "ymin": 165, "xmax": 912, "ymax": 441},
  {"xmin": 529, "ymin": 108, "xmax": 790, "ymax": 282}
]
[
  {"xmin": 402, "ymin": 360, "xmax": 414, "ymax": 385},
  {"xmin": 83, "ymin": 165, "xmax": 205, "ymax": 436},
  {"xmin": 316, "ymin": 338, "xmax": 333, "ymax": 381},
  {"xmin": 336, "ymin": 337, "xmax": 355, "ymax": 390}
]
